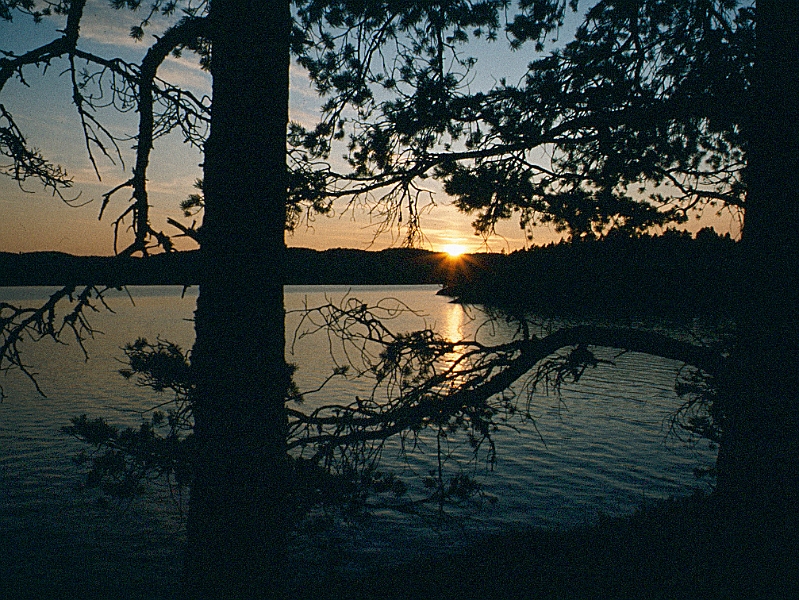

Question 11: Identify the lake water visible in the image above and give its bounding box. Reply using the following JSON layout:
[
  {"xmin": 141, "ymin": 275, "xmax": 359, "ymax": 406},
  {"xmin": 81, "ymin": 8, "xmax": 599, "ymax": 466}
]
[{"xmin": 0, "ymin": 285, "xmax": 716, "ymax": 597}]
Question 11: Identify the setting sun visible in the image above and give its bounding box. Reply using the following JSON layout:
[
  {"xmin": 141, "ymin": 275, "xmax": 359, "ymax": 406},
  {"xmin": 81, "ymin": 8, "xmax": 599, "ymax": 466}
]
[{"xmin": 442, "ymin": 243, "xmax": 468, "ymax": 257}]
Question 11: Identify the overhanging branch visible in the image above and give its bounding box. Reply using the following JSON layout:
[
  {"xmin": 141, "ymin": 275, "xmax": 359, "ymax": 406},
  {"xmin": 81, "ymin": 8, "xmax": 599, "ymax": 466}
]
[{"xmin": 287, "ymin": 318, "xmax": 725, "ymax": 453}]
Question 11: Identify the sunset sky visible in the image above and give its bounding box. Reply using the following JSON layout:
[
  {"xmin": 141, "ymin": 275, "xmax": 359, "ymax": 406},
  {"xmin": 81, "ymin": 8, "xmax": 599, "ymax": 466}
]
[{"xmin": 0, "ymin": 3, "xmax": 740, "ymax": 257}]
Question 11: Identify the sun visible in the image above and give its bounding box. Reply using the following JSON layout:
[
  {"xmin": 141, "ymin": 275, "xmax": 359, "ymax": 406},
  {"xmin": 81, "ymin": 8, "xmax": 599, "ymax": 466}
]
[{"xmin": 441, "ymin": 243, "xmax": 468, "ymax": 257}]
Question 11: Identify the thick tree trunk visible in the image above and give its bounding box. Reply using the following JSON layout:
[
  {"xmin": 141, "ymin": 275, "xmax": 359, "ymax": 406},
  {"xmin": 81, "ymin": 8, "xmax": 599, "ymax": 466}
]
[
  {"xmin": 715, "ymin": 0, "xmax": 799, "ymax": 523},
  {"xmin": 183, "ymin": 1, "xmax": 291, "ymax": 597}
]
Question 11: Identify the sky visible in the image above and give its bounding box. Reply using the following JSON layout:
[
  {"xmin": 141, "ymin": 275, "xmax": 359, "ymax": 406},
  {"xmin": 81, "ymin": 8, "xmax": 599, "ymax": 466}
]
[{"xmin": 0, "ymin": 2, "xmax": 740, "ymax": 257}]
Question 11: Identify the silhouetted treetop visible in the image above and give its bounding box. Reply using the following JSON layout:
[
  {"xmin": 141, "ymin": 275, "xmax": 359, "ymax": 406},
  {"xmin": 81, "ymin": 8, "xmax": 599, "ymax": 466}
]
[
  {"xmin": 291, "ymin": 0, "xmax": 751, "ymax": 242},
  {"xmin": 2, "ymin": 1, "xmax": 752, "ymax": 249}
]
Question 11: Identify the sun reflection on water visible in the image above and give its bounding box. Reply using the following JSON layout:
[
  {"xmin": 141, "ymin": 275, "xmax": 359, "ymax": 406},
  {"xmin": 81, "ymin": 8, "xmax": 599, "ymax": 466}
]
[
  {"xmin": 441, "ymin": 301, "xmax": 466, "ymax": 343},
  {"xmin": 436, "ymin": 301, "xmax": 471, "ymax": 391}
]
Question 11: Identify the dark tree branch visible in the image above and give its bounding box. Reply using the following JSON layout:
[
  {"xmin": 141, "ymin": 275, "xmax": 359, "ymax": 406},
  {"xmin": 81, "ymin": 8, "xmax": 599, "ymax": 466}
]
[
  {"xmin": 286, "ymin": 302, "xmax": 725, "ymax": 465},
  {"xmin": 0, "ymin": 284, "xmax": 114, "ymax": 399},
  {"xmin": 0, "ymin": 103, "xmax": 74, "ymax": 196},
  {"xmin": 2, "ymin": 5, "xmax": 210, "ymax": 256},
  {"xmin": 93, "ymin": 15, "xmax": 209, "ymax": 257},
  {"xmin": 0, "ymin": 0, "xmax": 86, "ymax": 93}
]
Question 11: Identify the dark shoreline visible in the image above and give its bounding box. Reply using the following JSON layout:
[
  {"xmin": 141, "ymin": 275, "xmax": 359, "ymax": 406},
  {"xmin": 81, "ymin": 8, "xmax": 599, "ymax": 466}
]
[
  {"xmin": 4, "ymin": 492, "xmax": 793, "ymax": 600},
  {"xmin": 321, "ymin": 493, "xmax": 797, "ymax": 600},
  {"xmin": 437, "ymin": 230, "xmax": 739, "ymax": 319},
  {"xmin": 3, "ymin": 234, "xmax": 793, "ymax": 599},
  {"xmin": 0, "ymin": 247, "xmax": 448, "ymax": 287},
  {"xmin": 2, "ymin": 232, "xmax": 739, "ymax": 320}
]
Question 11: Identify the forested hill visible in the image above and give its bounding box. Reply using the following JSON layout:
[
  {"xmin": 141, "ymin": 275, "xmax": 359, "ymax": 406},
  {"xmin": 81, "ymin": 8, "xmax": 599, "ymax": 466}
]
[
  {"xmin": 0, "ymin": 247, "xmax": 448, "ymax": 286},
  {"xmin": 0, "ymin": 231, "xmax": 737, "ymax": 318},
  {"xmin": 441, "ymin": 230, "xmax": 738, "ymax": 318}
]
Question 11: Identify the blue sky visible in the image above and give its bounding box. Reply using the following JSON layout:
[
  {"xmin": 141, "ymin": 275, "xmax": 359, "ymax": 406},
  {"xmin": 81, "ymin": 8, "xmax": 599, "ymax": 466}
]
[{"xmin": 0, "ymin": 2, "xmax": 738, "ymax": 256}]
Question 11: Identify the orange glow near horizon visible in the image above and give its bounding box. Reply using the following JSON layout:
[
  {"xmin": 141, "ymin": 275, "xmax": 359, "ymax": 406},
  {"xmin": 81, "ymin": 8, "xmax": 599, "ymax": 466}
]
[{"xmin": 441, "ymin": 243, "xmax": 468, "ymax": 257}]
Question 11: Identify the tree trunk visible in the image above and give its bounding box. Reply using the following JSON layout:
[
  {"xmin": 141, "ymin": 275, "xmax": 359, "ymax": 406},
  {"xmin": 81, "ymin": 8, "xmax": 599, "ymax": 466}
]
[
  {"xmin": 715, "ymin": 0, "xmax": 799, "ymax": 524},
  {"xmin": 183, "ymin": 1, "xmax": 291, "ymax": 597}
]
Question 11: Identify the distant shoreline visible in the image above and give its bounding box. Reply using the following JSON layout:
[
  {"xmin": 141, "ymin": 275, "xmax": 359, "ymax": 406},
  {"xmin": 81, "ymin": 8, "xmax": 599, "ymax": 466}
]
[
  {"xmin": 1, "ymin": 232, "xmax": 738, "ymax": 318},
  {"xmin": 0, "ymin": 247, "xmax": 449, "ymax": 287}
]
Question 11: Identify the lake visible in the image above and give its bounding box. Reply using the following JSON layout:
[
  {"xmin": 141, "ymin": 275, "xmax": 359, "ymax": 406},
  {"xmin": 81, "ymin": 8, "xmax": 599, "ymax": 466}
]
[{"xmin": 0, "ymin": 285, "xmax": 716, "ymax": 598}]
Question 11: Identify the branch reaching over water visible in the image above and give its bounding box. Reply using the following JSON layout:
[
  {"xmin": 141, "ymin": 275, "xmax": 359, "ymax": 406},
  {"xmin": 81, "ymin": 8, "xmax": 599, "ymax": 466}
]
[
  {"xmin": 0, "ymin": 285, "xmax": 114, "ymax": 398},
  {"xmin": 63, "ymin": 298, "xmax": 726, "ymax": 517},
  {"xmin": 288, "ymin": 306, "xmax": 725, "ymax": 462},
  {"xmin": 283, "ymin": 302, "xmax": 727, "ymax": 513}
]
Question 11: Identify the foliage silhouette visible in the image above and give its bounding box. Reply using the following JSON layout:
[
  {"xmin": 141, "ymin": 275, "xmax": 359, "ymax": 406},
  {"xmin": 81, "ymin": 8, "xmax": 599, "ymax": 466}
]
[
  {"xmin": 442, "ymin": 229, "xmax": 738, "ymax": 318},
  {"xmin": 290, "ymin": 0, "xmax": 751, "ymax": 243}
]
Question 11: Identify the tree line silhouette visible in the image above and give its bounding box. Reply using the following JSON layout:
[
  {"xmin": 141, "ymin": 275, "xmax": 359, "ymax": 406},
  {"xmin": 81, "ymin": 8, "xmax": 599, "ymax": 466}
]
[
  {"xmin": 0, "ymin": 247, "xmax": 443, "ymax": 286},
  {"xmin": 441, "ymin": 228, "xmax": 738, "ymax": 318},
  {"xmin": 2, "ymin": 229, "xmax": 737, "ymax": 321}
]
